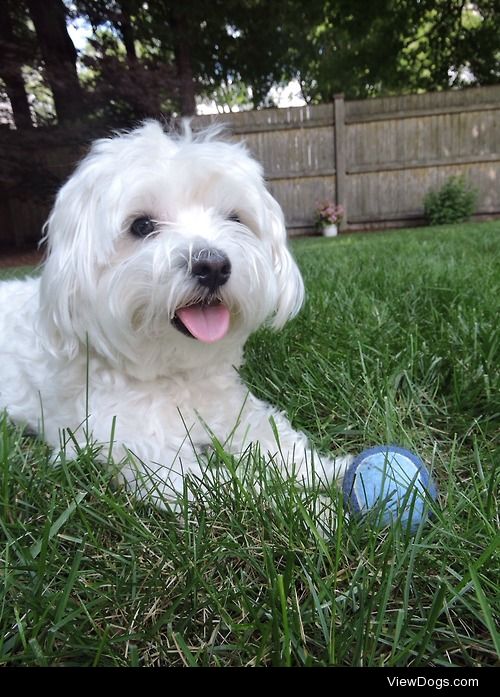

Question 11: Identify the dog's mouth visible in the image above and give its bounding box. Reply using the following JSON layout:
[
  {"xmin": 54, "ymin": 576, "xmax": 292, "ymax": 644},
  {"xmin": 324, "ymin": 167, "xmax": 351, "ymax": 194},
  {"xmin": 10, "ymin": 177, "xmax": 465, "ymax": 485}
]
[{"xmin": 172, "ymin": 301, "xmax": 230, "ymax": 343}]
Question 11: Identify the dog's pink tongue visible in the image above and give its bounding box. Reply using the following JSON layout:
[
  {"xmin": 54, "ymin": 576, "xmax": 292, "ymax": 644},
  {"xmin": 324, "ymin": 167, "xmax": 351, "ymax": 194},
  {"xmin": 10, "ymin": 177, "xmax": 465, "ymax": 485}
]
[{"xmin": 177, "ymin": 304, "xmax": 230, "ymax": 343}]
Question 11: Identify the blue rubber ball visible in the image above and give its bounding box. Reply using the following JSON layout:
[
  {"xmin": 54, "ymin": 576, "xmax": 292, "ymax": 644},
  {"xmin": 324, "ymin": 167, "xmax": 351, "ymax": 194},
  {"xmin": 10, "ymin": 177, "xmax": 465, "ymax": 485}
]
[{"xmin": 342, "ymin": 446, "xmax": 438, "ymax": 532}]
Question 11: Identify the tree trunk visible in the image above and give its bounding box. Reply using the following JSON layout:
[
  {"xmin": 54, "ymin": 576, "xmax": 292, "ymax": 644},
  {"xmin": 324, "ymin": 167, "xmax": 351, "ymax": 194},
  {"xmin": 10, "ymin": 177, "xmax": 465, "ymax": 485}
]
[
  {"xmin": 2, "ymin": 70, "xmax": 33, "ymax": 129},
  {"xmin": 0, "ymin": 1, "xmax": 33, "ymax": 129},
  {"xmin": 26, "ymin": 0, "xmax": 83, "ymax": 123},
  {"xmin": 120, "ymin": 0, "xmax": 138, "ymax": 63},
  {"xmin": 169, "ymin": 8, "xmax": 196, "ymax": 116}
]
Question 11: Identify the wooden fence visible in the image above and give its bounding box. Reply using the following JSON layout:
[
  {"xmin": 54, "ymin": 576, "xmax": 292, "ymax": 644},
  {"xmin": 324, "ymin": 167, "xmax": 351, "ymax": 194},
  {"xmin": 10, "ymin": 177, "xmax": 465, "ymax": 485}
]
[
  {"xmin": 195, "ymin": 84, "xmax": 500, "ymax": 235},
  {"xmin": 1, "ymin": 84, "xmax": 499, "ymax": 247}
]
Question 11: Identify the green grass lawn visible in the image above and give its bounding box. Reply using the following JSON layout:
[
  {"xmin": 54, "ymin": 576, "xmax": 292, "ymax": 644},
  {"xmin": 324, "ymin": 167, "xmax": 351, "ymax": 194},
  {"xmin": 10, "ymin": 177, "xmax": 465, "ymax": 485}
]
[{"xmin": 0, "ymin": 221, "xmax": 499, "ymax": 666}]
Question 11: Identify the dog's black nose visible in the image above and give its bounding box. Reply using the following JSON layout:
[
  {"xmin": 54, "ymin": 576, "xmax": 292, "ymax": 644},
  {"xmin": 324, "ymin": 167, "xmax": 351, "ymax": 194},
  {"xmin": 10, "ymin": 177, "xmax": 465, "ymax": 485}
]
[{"xmin": 191, "ymin": 248, "xmax": 231, "ymax": 290}]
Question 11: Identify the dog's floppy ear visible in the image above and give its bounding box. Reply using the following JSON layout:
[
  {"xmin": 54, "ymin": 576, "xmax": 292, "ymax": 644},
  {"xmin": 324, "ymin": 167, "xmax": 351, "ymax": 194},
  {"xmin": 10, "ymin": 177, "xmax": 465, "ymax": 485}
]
[
  {"xmin": 263, "ymin": 190, "xmax": 305, "ymax": 329},
  {"xmin": 38, "ymin": 164, "xmax": 103, "ymax": 358}
]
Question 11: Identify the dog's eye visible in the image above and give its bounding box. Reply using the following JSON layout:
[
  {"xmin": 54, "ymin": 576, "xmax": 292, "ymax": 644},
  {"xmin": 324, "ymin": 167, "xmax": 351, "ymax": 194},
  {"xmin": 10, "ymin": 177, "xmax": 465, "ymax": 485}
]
[
  {"xmin": 130, "ymin": 216, "xmax": 156, "ymax": 238},
  {"xmin": 228, "ymin": 212, "xmax": 241, "ymax": 224}
]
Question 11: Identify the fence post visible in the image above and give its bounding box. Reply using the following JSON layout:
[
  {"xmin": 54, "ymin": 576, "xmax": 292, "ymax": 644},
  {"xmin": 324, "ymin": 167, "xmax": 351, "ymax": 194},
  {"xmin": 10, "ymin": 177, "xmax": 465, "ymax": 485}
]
[{"xmin": 334, "ymin": 93, "xmax": 347, "ymax": 231}]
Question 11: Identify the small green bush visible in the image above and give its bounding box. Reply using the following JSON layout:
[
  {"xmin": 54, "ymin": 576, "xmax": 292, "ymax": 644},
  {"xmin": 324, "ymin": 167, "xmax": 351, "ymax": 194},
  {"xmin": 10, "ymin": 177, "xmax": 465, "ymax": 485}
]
[{"xmin": 424, "ymin": 176, "xmax": 477, "ymax": 225}]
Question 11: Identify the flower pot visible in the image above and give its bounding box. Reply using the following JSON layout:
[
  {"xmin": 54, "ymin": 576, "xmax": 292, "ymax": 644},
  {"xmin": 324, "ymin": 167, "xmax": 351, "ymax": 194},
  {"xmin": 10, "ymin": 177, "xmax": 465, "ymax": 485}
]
[{"xmin": 322, "ymin": 223, "xmax": 338, "ymax": 237}]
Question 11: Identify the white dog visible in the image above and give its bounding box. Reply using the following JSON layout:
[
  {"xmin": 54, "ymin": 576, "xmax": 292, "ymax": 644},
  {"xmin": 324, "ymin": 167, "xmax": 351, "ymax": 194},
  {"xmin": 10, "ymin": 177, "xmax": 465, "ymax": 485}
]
[{"xmin": 0, "ymin": 121, "xmax": 350, "ymax": 507}]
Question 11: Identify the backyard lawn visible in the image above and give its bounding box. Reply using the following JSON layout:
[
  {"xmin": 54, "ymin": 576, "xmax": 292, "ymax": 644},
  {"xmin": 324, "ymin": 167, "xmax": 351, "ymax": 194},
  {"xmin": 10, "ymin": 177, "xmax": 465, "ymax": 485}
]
[{"xmin": 0, "ymin": 221, "xmax": 498, "ymax": 666}]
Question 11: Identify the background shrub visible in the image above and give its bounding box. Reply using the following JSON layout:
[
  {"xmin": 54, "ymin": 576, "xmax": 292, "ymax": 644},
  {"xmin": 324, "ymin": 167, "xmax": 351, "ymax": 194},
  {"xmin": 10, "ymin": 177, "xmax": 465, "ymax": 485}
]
[{"xmin": 424, "ymin": 176, "xmax": 477, "ymax": 225}]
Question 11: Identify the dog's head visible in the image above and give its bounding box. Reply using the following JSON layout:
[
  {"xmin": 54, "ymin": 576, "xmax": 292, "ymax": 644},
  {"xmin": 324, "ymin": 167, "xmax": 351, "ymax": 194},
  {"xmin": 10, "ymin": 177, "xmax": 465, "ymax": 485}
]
[{"xmin": 39, "ymin": 121, "xmax": 304, "ymax": 378}]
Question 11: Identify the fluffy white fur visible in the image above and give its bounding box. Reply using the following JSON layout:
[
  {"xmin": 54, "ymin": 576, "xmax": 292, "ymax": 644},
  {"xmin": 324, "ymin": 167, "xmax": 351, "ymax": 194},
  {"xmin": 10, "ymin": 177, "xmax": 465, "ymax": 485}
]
[{"xmin": 0, "ymin": 121, "xmax": 350, "ymax": 507}]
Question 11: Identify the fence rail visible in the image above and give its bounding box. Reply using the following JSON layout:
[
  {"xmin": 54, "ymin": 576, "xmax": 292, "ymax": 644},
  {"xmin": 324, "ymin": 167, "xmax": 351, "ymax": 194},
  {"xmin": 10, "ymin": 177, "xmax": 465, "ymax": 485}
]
[{"xmin": 1, "ymin": 84, "xmax": 499, "ymax": 247}]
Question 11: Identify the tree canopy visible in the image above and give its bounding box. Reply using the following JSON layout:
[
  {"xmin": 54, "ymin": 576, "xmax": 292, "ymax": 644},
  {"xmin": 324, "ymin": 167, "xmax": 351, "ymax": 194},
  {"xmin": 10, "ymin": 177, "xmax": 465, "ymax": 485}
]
[{"xmin": 0, "ymin": 0, "xmax": 498, "ymax": 129}]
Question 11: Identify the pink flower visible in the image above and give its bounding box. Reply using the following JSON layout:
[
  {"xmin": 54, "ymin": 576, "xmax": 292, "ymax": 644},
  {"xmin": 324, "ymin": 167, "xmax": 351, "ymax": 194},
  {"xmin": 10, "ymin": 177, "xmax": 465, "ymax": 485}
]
[{"xmin": 315, "ymin": 201, "xmax": 344, "ymax": 228}]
